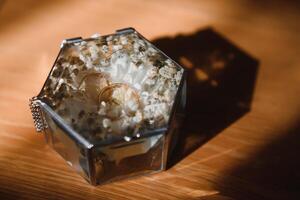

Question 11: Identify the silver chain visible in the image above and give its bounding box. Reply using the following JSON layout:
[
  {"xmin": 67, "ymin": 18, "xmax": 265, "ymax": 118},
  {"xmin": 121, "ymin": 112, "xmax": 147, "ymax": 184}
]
[{"xmin": 29, "ymin": 97, "xmax": 47, "ymax": 132}]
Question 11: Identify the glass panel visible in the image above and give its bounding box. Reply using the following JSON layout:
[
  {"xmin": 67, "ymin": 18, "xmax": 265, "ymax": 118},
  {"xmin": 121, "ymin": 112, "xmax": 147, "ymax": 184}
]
[
  {"xmin": 91, "ymin": 133, "xmax": 165, "ymax": 185},
  {"xmin": 42, "ymin": 109, "xmax": 91, "ymax": 182},
  {"xmin": 166, "ymin": 77, "xmax": 187, "ymax": 163}
]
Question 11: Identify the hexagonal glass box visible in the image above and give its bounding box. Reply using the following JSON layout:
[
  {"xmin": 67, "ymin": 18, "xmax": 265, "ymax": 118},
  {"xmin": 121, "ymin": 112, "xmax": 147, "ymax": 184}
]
[{"xmin": 29, "ymin": 28, "xmax": 186, "ymax": 185}]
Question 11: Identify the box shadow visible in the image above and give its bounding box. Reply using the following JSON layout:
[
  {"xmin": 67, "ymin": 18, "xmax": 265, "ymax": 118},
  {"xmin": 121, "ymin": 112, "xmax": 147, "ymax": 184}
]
[{"xmin": 151, "ymin": 27, "xmax": 259, "ymax": 168}]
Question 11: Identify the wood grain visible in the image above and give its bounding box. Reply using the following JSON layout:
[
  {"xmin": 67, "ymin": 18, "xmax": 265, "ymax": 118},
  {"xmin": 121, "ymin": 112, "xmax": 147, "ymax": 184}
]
[{"xmin": 0, "ymin": 0, "xmax": 300, "ymax": 199}]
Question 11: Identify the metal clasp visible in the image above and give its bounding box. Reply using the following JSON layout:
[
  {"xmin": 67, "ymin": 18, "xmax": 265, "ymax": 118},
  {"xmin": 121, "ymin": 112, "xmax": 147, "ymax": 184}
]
[{"xmin": 29, "ymin": 97, "xmax": 48, "ymax": 132}]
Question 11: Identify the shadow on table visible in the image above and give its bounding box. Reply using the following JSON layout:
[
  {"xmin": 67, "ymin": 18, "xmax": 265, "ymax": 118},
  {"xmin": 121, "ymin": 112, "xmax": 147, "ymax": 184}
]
[
  {"xmin": 214, "ymin": 120, "xmax": 300, "ymax": 200},
  {"xmin": 151, "ymin": 27, "xmax": 259, "ymax": 168}
]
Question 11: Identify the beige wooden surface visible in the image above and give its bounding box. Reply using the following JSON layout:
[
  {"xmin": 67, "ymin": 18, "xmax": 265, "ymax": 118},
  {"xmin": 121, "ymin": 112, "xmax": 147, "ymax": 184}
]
[{"xmin": 0, "ymin": 1, "xmax": 300, "ymax": 199}]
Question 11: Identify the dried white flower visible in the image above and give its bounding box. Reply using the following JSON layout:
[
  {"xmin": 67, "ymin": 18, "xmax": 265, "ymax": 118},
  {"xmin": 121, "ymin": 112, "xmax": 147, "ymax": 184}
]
[
  {"xmin": 159, "ymin": 66, "xmax": 177, "ymax": 79},
  {"xmin": 106, "ymin": 35, "xmax": 113, "ymax": 42},
  {"xmin": 120, "ymin": 36, "xmax": 128, "ymax": 45},
  {"xmin": 102, "ymin": 118, "xmax": 111, "ymax": 128},
  {"xmin": 112, "ymin": 45, "xmax": 123, "ymax": 51},
  {"xmin": 91, "ymin": 33, "xmax": 101, "ymax": 38},
  {"xmin": 101, "ymin": 45, "xmax": 109, "ymax": 53}
]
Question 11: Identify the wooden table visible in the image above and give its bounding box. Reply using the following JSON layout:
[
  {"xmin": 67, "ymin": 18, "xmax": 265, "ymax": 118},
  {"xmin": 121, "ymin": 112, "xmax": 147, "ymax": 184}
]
[{"xmin": 0, "ymin": 1, "xmax": 299, "ymax": 199}]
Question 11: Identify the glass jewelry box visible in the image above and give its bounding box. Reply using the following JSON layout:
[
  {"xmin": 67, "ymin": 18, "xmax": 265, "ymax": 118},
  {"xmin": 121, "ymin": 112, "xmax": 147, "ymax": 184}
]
[{"xmin": 29, "ymin": 28, "xmax": 186, "ymax": 185}]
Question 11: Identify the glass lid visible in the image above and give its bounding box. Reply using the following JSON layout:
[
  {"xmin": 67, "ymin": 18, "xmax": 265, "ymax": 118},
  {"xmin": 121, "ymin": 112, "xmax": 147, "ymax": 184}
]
[{"xmin": 38, "ymin": 29, "xmax": 184, "ymax": 143}]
